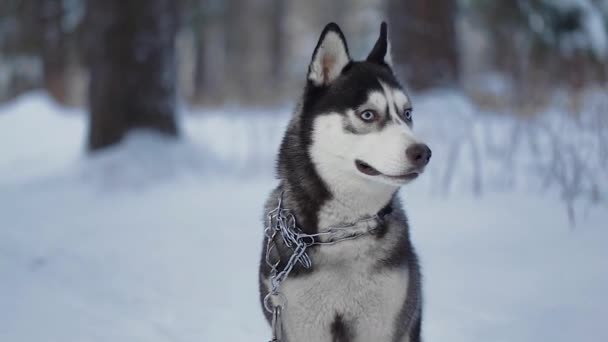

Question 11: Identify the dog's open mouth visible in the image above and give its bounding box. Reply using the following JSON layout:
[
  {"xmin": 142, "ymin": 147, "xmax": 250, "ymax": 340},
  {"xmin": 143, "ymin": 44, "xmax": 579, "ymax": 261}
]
[{"xmin": 355, "ymin": 160, "xmax": 419, "ymax": 181}]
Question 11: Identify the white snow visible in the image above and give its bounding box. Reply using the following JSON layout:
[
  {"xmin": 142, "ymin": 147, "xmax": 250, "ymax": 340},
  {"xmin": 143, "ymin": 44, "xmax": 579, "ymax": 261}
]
[{"xmin": 1, "ymin": 92, "xmax": 607, "ymax": 342}]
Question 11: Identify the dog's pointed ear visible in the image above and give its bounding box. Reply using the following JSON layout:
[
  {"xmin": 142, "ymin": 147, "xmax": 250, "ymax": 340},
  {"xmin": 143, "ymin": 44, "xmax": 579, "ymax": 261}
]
[
  {"xmin": 367, "ymin": 22, "xmax": 393, "ymax": 67},
  {"xmin": 308, "ymin": 23, "xmax": 351, "ymax": 86}
]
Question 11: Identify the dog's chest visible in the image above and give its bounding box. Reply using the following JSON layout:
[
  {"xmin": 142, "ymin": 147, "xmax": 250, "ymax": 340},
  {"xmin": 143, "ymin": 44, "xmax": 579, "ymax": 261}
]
[{"xmin": 279, "ymin": 238, "xmax": 409, "ymax": 342}]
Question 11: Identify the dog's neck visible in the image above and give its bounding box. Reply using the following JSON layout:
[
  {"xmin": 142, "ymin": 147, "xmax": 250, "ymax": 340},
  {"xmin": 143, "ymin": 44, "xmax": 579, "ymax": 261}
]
[
  {"xmin": 314, "ymin": 166, "xmax": 398, "ymax": 230},
  {"xmin": 279, "ymin": 165, "xmax": 397, "ymax": 234}
]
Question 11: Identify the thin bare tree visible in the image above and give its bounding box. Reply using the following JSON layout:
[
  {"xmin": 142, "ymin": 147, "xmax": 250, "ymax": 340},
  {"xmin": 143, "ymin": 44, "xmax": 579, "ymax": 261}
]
[{"xmin": 37, "ymin": 0, "xmax": 68, "ymax": 103}]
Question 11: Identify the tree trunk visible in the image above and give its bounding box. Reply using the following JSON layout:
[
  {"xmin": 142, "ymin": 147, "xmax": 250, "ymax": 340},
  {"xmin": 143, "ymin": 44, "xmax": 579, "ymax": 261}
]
[
  {"xmin": 388, "ymin": 0, "xmax": 460, "ymax": 91},
  {"xmin": 189, "ymin": 2, "xmax": 226, "ymax": 106},
  {"xmin": 225, "ymin": 0, "xmax": 273, "ymax": 104},
  {"xmin": 86, "ymin": 0, "xmax": 179, "ymax": 151},
  {"xmin": 270, "ymin": 0, "xmax": 285, "ymax": 94},
  {"xmin": 37, "ymin": 0, "xmax": 68, "ymax": 103},
  {"xmin": 193, "ymin": 27, "xmax": 208, "ymax": 103}
]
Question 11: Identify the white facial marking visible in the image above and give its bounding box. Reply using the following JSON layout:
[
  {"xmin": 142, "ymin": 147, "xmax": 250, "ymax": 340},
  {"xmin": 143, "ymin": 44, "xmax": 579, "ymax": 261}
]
[
  {"xmin": 367, "ymin": 91, "xmax": 388, "ymax": 112},
  {"xmin": 393, "ymin": 90, "xmax": 410, "ymax": 109},
  {"xmin": 308, "ymin": 31, "xmax": 350, "ymax": 86},
  {"xmin": 353, "ymin": 123, "xmax": 418, "ymax": 175},
  {"xmin": 311, "ymin": 112, "xmax": 419, "ymax": 188},
  {"xmin": 379, "ymin": 80, "xmax": 410, "ymax": 126},
  {"xmin": 379, "ymin": 81, "xmax": 399, "ymax": 123}
]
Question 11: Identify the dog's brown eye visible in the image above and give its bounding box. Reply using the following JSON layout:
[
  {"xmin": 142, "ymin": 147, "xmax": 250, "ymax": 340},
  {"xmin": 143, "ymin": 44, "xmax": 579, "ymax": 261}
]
[{"xmin": 359, "ymin": 110, "xmax": 376, "ymax": 122}]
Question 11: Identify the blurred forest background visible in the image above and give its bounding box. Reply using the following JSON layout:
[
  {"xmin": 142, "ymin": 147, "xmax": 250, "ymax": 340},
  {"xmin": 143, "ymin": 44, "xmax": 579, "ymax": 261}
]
[
  {"xmin": 1, "ymin": 0, "xmax": 606, "ymax": 108},
  {"xmin": 1, "ymin": 2, "xmax": 608, "ymax": 341},
  {"xmin": 0, "ymin": 0, "xmax": 607, "ymax": 217}
]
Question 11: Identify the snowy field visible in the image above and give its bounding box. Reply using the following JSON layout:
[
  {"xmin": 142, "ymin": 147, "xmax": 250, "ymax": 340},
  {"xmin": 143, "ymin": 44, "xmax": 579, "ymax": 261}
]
[{"xmin": 1, "ymin": 92, "xmax": 607, "ymax": 342}]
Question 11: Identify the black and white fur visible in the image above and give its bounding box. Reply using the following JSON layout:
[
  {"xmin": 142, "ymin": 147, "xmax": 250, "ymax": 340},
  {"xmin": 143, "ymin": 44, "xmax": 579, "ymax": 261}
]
[{"xmin": 259, "ymin": 22, "xmax": 431, "ymax": 342}]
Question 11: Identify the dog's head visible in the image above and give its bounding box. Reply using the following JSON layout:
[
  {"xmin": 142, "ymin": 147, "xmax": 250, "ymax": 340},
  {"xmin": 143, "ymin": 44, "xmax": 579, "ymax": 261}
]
[{"xmin": 300, "ymin": 22, "xmax": 431, "ymax": 191}]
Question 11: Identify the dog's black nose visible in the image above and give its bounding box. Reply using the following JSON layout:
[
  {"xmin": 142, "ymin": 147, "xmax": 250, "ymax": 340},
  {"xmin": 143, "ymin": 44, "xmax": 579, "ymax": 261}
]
[{"xmin": 406, "ymin": 143, "xmax": 431, "ymax": 167}]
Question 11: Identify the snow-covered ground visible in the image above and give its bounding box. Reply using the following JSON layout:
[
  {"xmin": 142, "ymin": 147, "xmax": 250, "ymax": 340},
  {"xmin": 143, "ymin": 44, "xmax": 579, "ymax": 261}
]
[{"xmin": 1, "ymin": 92, "xmax": 607, "ymax": 342}]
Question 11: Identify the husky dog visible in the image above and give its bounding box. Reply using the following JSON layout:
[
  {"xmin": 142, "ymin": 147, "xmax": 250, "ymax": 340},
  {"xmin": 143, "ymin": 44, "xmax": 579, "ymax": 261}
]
[{"xmin": 259, "ymin": 22, "xmax": 431, "ymax": 342}]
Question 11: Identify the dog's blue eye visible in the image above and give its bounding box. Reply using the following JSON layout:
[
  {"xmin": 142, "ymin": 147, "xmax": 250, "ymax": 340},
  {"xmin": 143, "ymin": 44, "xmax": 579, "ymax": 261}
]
[
  {"xmin": 403, "ymin": 109, "xmax": 412, "ymax": 121},
  {"xmin": 360, "ymin": 110, "xmax": 376, "ymax": 122}
]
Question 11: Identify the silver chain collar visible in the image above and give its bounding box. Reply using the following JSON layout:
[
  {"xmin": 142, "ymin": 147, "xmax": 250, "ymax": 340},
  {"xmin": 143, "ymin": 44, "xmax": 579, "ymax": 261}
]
[{"xmin": 263, "ymin": 192, "xmax": 390, "ymax": 342}]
